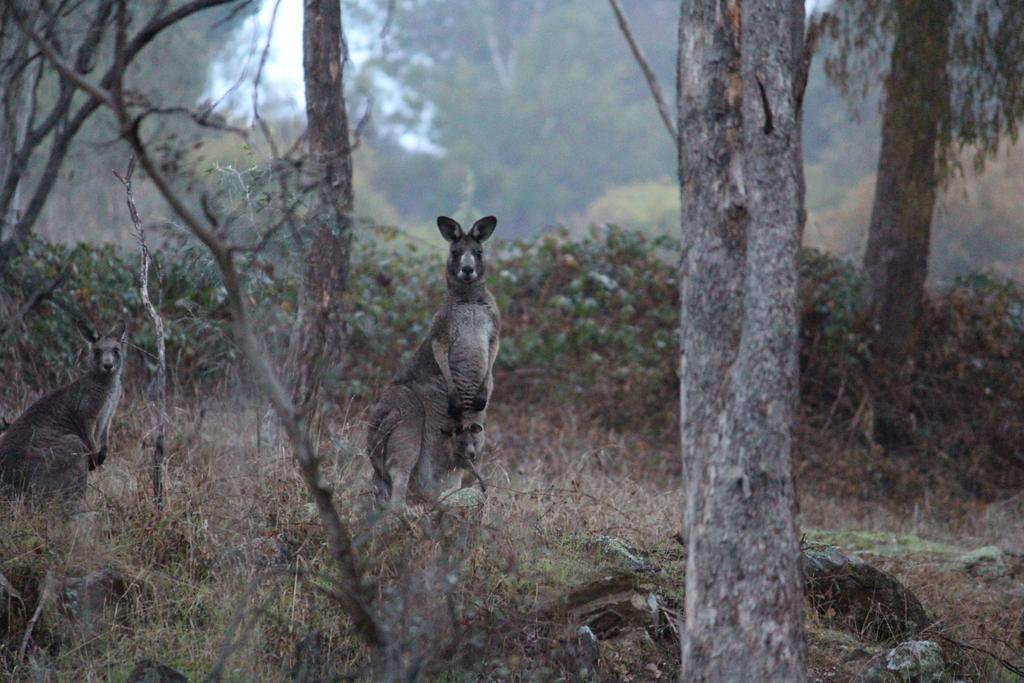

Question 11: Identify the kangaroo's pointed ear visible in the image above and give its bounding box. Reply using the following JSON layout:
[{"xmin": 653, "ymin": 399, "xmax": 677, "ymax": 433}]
[
  {"xmin": 76, "ymin": 319, "xmax": 99, "ymax": 344},
  {"xmin": 437, "ymin": 216, "xmax": 463, "ymax": 242},
  {"xmin": 469, "ymin": 216, "xmax": 497, "ymax": 242},
  {"xmin": 110, "ymin": 319, "xmax": 127, "ymax": 343}
]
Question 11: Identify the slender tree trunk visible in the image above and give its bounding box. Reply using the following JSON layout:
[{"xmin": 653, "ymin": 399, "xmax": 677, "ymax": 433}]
[
  {"xmin": 862, "ymin": 0, "xmax": 952, "ymax": 365},
  {"xmin": 297, "ymin": 0, "xmax": 355, "ymax": 407},
  {"xmin": 677, "ymin": 0, "xmax": 806, "ymax": 679},
  {"xmin": 0, "ymin": 4, "xmax": 34, "ymax": 248}
]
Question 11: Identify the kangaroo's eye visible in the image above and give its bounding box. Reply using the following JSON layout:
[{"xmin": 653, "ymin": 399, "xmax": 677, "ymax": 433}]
[
  {"xmin": 450, "ymin": 249, "xmax": 460, "ymax": 257},
  {"xmin": 473, "ymin": 249, "xmax": 482, "ymax": 257},
  {"xmin": 470, "ymin": 424, "xmax": 482, "ymax": 434}
]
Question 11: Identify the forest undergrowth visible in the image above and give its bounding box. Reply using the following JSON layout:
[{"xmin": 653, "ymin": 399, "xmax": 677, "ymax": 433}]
[
  {"xmin": 2, "ymin": 228, "xmax": 1024, "ymax": 679},
  {"xmin": 1, "ymin": 391, "xmax": 1021, "ymax": 680}
]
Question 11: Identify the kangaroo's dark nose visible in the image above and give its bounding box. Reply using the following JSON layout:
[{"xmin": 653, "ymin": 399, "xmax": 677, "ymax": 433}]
[{"xmin": 461, "ymin": 265, "xmax": 474, "ymax": 275}]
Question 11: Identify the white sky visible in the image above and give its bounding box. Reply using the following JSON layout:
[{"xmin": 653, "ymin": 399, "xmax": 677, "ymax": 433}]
[
  {"xmin": 253, "ymin": 0, "xmax": 306, "ymax": 109},
  {"xmin": 209, "ymin": 0, "xmax": 372, "ymax": 115}
]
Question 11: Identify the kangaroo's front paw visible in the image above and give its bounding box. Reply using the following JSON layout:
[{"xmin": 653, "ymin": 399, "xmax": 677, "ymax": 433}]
[
  {"xmin": 447, "ymin": 395, "xmax": 463, "ymax": 419},
  {"xmin": 471, "ymin": 387, "xmax": 488, "ymax": 412},
  {"xmin": 88, "ymin": 447, "xmax": 107, "ymax": 471}
]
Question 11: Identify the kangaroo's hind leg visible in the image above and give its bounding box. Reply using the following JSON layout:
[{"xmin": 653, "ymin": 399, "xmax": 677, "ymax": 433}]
[
  {"xmin": 21, "ymin": 435, "xmax": 90, "ymax": 512},
  {"xmin": 408, "ymin": 396, "xmax": 461, "ymax": 504},
  {"xmin": 367, "ymin": 385, "xmax": 424, "ymax": 508}
]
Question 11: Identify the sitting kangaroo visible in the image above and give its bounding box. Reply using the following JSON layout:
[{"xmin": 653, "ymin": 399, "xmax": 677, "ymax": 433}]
[
  {"xmin": 0, "ymin": 319, "xmax": 127, "ymax": 506},
  {"xmin": 368, "ymin": 215, "xmax": 500, "ymax": 506}
]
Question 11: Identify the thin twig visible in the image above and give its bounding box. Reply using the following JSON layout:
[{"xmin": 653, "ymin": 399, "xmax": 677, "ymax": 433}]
[
  {"xmin": 932, "ymin": 632, "xmax": 1024, "ymax": 678},
  {"xmin": 607, "ymin": 0, "xmax": 679, "ymax": 145},
  {"xmin": 0, "ymin": 263, "xmax": 72, "ymax": 338},
  {"xmin": 251, "ymin": 0, "xmax": 281, "ymax": 129},
  {"xmin": 114, "ymin": 155, "xmax": 167, "ymax": 505},
  {"xmin": 796, "ymin": 12, "xmax": 829, "ymax": 114},
  {"xmin": 204, "ymin": 569, "xmax": 286, "ymax": 683},
  {"xmin": 350, "ymin": 93, "xmax": 374, "ymax": 151},
  {"xmin": 24, "ymin": 3, "xmax": 428, "ymax": 666},
  {"xmin": 18, "ymin": 570, "xmax": 54, "ymax": 662}
]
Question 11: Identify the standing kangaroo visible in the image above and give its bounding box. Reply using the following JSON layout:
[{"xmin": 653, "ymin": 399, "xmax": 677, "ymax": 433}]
[
  {"xmin": 0, "ymin": 320, "xmax": 127, "ymax": 506},
  {"xmin": 368, "ymin": 215, "xmax": 500, "ymax": 506}
]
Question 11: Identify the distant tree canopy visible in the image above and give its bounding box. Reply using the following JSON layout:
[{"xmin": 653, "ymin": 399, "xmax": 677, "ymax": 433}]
[
  {"xmin": 349, "ymin": 0, "xmax": 677, "ymax": 236},
  {"xmin": 826, "ymin": 0, "xmax": 1024, "ymax": 177},
  {"xmin": 2, "ymin": 1, "xmax": 252, "ymax": 253},
  {"xmin": 824, "ymin": 0, "xmax": 1024, "ymax": 368}
]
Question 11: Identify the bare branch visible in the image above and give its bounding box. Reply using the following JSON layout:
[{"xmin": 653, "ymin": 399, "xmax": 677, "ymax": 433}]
[
  {"xmin": 932, "ymin": 632, "xmax": 1024, "ymax": 679},
  {"xmin": 378, "ymin": 0, "xmax": 397, "ymax": 56},
  {"xmin": 18, "ymin": 570, "xmax": 55, "ymax": 662},
  {"xmin": 251, "ymin": 0, "xmax": 282, "ymax": 126},
  {"xmin": 796, "ymin": 12, "xmax": 829, "ymax": 115},
  {"xmin": 16, "ymin": 14, "xmax": 116, "ymax": 110},
  {"xmin": 350, "ymin": 93, "xmax": 374, "ymax": 151},
  {"xmin": 125, "ymin": 133, "xmax": 385, "ymax": 647},
  {"xmin": 0, "ymin": 0, "xmax": 242, "ymax": 273},
  {"xmin": 27, "ymin": 0, "xmax": 388, "ymax": 655},
  {"xmin": 114, "ymin": 155, "xmax": 167, "ymax": 505},
  {"xmin": 0, "ymin": 262, "xmax": 71, "ymax": 339},
  {"xmin": 608, "ymin": 0, "xmax": 679, "ymax": 145}
]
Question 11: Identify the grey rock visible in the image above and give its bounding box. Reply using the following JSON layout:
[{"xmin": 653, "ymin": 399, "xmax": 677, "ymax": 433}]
[
  {"xmin": 958, "ymin": 546, "xmax": 1010, "ymax": 578},
  {"xmin": 126, "ymin": 659, "xmax": 188, "ymax": 683},
  {"xmin": 438, "ymin": 486, "xmax": 486, "ymax": 515},
  {"xmin": 803, "ymin": 542, "xmax": 930, "ymax": 641},
  {"xmin": 853, "ymin": 640, "xmax": 949, "ymax": 682},
  {"xmin": 545, "ymin": 571, "xmax": 657, "ymax": 639},
  {"xmin": 41, "ymin": 567, "xmax": 130, "ymax": 645},
  {"xmin": 586, "ymin": 535, "xmax": 652, "ymax": 572}
]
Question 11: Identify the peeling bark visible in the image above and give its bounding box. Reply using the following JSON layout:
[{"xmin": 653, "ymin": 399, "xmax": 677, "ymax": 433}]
[
  {"xmin": 677, "ymin": 0, "xmax": 807, "ymax": 679},
  {"xmin": 297, "ymin": 0, "xmax": 355, "ymax": 408}
]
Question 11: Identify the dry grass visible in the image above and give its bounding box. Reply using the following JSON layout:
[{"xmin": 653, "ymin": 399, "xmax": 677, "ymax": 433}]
[
  {"xmin": 1, "ymin": 382, "xmax": 1022, "ymax": 681},
  {"xmin": 0, "ymin": 387, "xmax": 683, "ymax": 681}
]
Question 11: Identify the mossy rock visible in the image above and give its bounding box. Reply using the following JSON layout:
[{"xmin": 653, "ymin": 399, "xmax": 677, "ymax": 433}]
[
  {"xmin": 852, "ymin": 640, "xmax": 950, "ymax": 683},
  {"xmin": 803, "ymin": 542, "xmax": 931, "ymax": 642},
  {"xmin": 804, "ymin": 530, "xmax": 962, "ymax": 558},
  {"xmin": 957, "ymin": 545, "xmax": 1011, "ymax": 578}
]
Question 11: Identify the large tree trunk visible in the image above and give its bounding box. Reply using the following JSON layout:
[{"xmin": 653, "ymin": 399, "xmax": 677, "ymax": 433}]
[
  {"xmin": 297, "ymin": 0, "xmax": 355, "ymax": 407},
  {"xmin": 677, "ymin": 0, "xmax": 807, "ymax": 680},
  {"xmin": 862, "ymin": 0, "xmax": 952, "ymax": 365}
]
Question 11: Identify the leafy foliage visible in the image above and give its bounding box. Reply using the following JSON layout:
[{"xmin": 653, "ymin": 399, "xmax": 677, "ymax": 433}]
[
  {"xmin": 798, "ymin": 249, "xmax": 1024, "ymax": 494},
  {"xmin": 825, "ymin": 0, "xmax": 1024, "ymax": 177},
  {"xmin": 4, "ymin": 230, "xmax": 1024, "ymax": 488},
  {"xmin": 0, "ymin": 235, "xmax": 282, "ymax": 392},
  {"xmin": 351, "ymin": 0, "xmax": 677, "ymax": 234},
  {"xmin": 346, "ymin": 225, "xmax": 680, "ymax": 430}
]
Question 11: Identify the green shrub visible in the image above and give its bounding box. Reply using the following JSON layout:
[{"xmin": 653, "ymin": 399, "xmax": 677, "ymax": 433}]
[{"xmin": 5, "ymin": 230, "xmax": 1024, "ymax": 489}]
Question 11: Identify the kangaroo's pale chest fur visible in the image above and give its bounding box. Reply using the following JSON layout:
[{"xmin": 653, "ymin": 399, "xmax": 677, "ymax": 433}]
[
  {"xmin": 448, "ymin": 304, "xmax": 494, "ymax": 403},
  {"xmin": 94, "ymin": 377, "xmax": 123, "ymax": 442}
]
